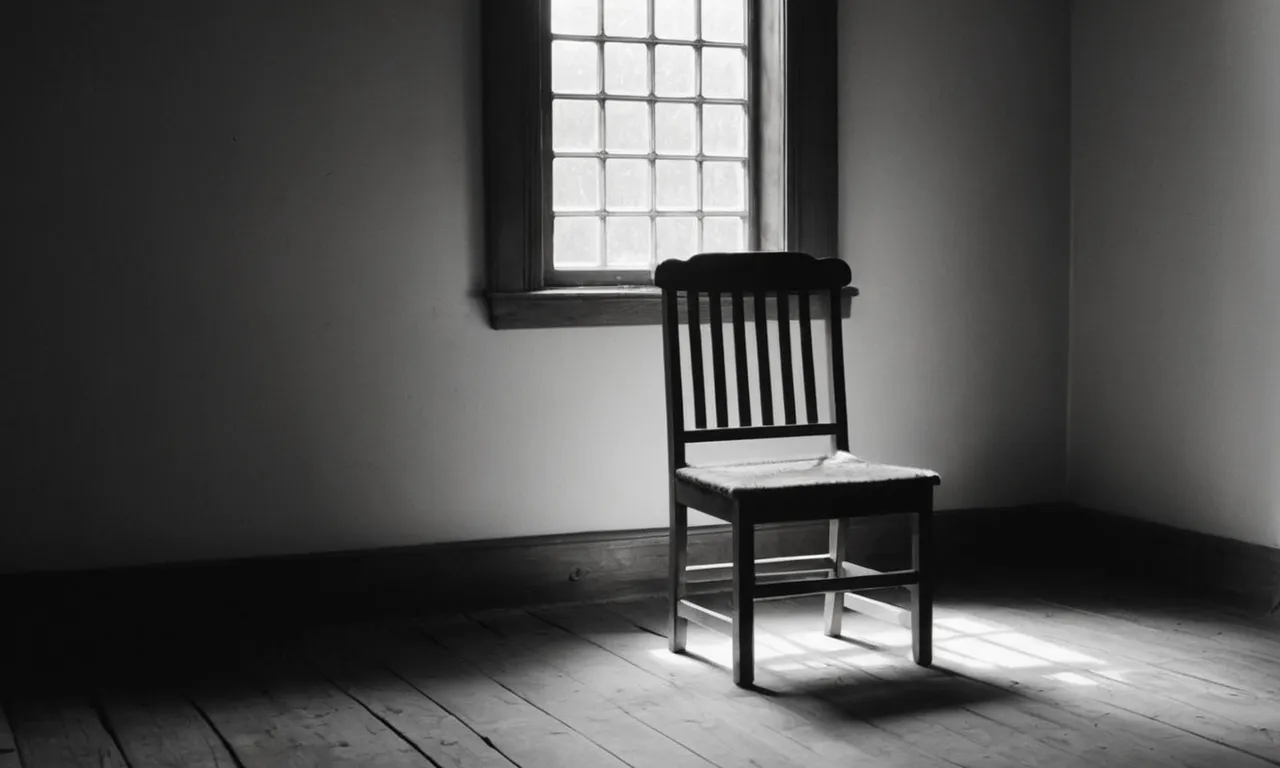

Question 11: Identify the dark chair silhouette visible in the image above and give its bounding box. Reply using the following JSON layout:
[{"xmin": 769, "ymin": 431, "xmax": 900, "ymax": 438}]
[{"xmin": 655, "ymin": 251, "xmax": 941, "ymax": 688}]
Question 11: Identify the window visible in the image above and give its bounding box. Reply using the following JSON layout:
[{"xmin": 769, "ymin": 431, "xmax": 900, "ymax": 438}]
[
  {"xmin": 482, "ymin": 0, "xmax": 838, "ymax": 329},
  {"xmin": 548, "ymin": 0, "xmax": 751, "ymax": 283}
]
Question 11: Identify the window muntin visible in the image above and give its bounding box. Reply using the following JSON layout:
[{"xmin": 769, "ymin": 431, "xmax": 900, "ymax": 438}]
[{"xmin": 548, "ymin": 0, "xmax": 751, "ymax": 283}]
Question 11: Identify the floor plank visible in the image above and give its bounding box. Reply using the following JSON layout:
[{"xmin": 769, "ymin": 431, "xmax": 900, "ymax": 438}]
[
  {"xmin": 6, "ymin": 698, "xmax": 128, "ymax": 768},
  {"xmin": 352, "ymin": 620, "xmax": 633, "ymax": 768},
  {"xmin": 534, "ymin": 601, "xmax": 964, "ymax": 768},
  {"xmin": 190, "ymin": 643, "xmax": 435, "ymax": 768},
  {"xmin": 998, "ymin": 582, "xmax": 1280, "ymax": 658},
  {"xmin": 949, "ymin": 595, "xmax": 1280, "ymax": 714},
  {"xmin": 767, "ymin": 597, "xmax": 1280, "ymax": 768},
  {"xmin": 303, "ymin": 624, "xmax": 518, "ymax": 768},
  {"xmin": 5, "ymin": 574, "xmax": 1277, "ymax": 768},
  {"xmin": 616, "ymin": 593, "xmax": 1280, "ymax": 768},
  {"xmin": 456, "ymin": 608, "xmax": 852, "ymax": 768},
  {"xmin": 1028, "ymin": 593, "xmax": 1280, "ymax": 682},
  {"xmin": 420, "ymin": 613, "xmax": 740, "ymax": 768},
  {"xmin": 869, "ymin": 590, "xmax": 1276, "ymax": 720},
  {"xmin": 762, "ymin": 593, "xmax": 1280, "ymax": 768},
  {"xmin": 98, "ymin": 690, "xmax": 237, "ymax": 768},
  {"xmin": 730, "ymin": 607, "xmax": 1111, "ymax": 768},
  {"xmin": 0, "ymin": 702, "xmax": 20, "ymax": 768},
  {"xmin": 611, "ymin": 597, "xmax": 1041, "ymax": 768},
  {"xmin": 926, "ymin": 601, "xmax": 1280, "ymax": 765},
  {"xmin": 974, "ymin": 595, "xmax": 1280, "ymax": 696}
]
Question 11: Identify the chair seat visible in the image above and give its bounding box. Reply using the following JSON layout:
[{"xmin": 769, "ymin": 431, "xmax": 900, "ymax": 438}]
[{"xmin": 676, "ymin": 451, "xmax": 940, "ymax": 499}]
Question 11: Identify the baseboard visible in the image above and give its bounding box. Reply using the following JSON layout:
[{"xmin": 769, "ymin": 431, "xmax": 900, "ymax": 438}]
[
  {"xmin": 1077, "ymin": 507, "xmax": 1280, "ymax": 615},
  {"xmin": 931, "ymin": 503, "xmax": 1279, "ymax": 613},
  {"xmin": 0, "ymin": 521, "xmax": 788, "ymax": 627},
  {"xmin": 0, "ymin": 515, "xmax": 922, "ymax": 630},
  {"xmin": 4, "ymin": 504, "xmax": 1273, "ymax": 632}
]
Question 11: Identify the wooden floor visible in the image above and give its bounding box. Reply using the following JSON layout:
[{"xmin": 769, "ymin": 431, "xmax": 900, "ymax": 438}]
[{"xmin": 2, "ymin": 576, "xmax": 1277, "ymax": 768}]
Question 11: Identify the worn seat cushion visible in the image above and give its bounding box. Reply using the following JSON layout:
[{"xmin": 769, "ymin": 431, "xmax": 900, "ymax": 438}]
[{"xmin": 676, "ymin": 451, "xmax": 940, "ymax": 498}]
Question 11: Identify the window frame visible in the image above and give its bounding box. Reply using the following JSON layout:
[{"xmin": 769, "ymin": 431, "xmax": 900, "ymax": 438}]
[{"xmin": 482, "ymin": 0, "xmax": 840, "ymax": 329}]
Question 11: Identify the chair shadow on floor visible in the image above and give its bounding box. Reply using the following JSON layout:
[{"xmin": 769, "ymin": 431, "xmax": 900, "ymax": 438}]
[
  {"xmin": 653, "ymin": 593, "xmax": 1132, "ymax": 722},
  {"xmin": 675, "ymin": 630, "xmax": 1017, "ymax": 719}
]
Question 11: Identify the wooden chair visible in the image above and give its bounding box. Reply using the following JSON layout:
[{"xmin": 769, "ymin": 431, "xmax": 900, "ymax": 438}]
[{"xmin": 655, "ymin": 251, "xmax": 941, "ymax": 688}]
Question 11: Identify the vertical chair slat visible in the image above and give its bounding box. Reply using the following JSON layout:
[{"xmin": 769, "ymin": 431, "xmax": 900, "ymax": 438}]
[
  {"xmin": 827, "ymin": 288, "xmax": 849, "ymax": 450},
  {"xmin": 662, "ymin": 290, "xmax": 685, "ymax": 461},
  {"xmin": 753, "ymin": 290, "xmax": 773, "ymax": 426},
  {"xmin": 731, "ymin": 292, "xmax": 751, "ymax": 426},
  {"xmin": 687, "ymin": 290, "xmax": 707, "ymax": 429},
  {"xmin": 776, "ymin": 291, "xmax": 796, "ymax": 424},
  {"xmin": 798, "ymin": 291, "xmax": 819, "ymax": 423},
  {"xmin": 708, "ymin": 292, "xmax": 729, "ymax": 428}
]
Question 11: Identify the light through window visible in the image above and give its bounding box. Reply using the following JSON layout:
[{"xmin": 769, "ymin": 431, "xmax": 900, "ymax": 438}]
[{"xmin": 549, "ymin": 0, "xmax": 751, "ymax": 276}]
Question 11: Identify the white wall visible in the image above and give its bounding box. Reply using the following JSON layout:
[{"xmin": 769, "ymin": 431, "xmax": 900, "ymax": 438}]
[
  {"xmin": 1070, "ymin": 0, "xmax": 1280, "ymax": 548},
  {"xmin": 3, "ymin": 0, "xmax": 1071, "ymax": 573},
  {"xmin": 839, "ymin": 0, "xmax": 1071, "ymax": 510}
]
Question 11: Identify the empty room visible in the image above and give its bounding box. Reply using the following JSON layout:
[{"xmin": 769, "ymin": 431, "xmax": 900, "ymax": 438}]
[{"xmin": 4, "ymin": 0, "xmax": 1278, "ymax": 767}]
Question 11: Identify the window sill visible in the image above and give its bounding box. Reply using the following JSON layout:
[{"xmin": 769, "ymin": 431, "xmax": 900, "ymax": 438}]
[{"xmin": 486, "ymin": 286, "xmax": 858, "ymax": 330}]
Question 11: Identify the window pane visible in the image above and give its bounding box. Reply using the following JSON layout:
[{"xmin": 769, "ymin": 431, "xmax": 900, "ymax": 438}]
[
  {"xmin": 701, "ymin": 0, "xmax": 745, "ymax": 43},
  {"xmin": 606, "ymin": 217, "xmax": 652, "ymax": 267},
  {"xmin": 701, "ymin": 47, "xmax": 745, "ymax": 99},
  {"xmin": 655, "ymin": 102, "xmax": 697, "ymax": 155},
  {"xmin": 657, "ymin": 217, "xmax": 698, "ymax": 262},
  {"xmin": 553, "ymin": 99, "xmax": 600, "ymax": 152},
  {"xmin": 604, "ymin": 42, "xmax": 647, "ymax": 96},
  {"xmin": 605, "ymin": 158, "xmax": 651, "ymax": 211},
  {"xmin": 654, "ymin": 45, "xmax": 695, "ymax": 97},
  {"xmin": 553, "ymin": 158, "xmax": 601, "ymax": 211},
  {"xmin": 703, "ymin": 217, "xmax": 744, "ymax": 251},
  {"xmin": 551, "ymin": 0, "xmax": 599, "ymax": 35},
  {"xmin": 552, "ymin": 41, "xmax": 599, "ymax": 94},
  {"xmin": 654, "ymin": 0, "xmax": 696, "ymax": 40},
  {"xmin": 604, "ymin": 0, "xmax": 647, "ymax": 37},
  {"xmin": 702, "ymin": 104, "xmax": 745, "ymax": 157},
  {"xmin": 548, "ymin": 0, "xmax": 755, "ymax": 284},
  {"xmin": 555, "ymin": 217, "xmax": 602, "ymax": 267},
  {"xmin": 702, "ymin": 161, "xmax": 744, "ymax": 211},
  {"xmin": 655, "ymin": 160, "xmax": 697, "ymax": 211},
  {"xmin": 605, "ymin": 100, "xmax": 651, "ymax": 154}
]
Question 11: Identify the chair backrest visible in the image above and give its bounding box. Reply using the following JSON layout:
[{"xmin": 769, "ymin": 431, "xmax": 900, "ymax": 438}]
[{"xmin": 654, "ymin": 251, "xmax": 854, "ymax": 471}]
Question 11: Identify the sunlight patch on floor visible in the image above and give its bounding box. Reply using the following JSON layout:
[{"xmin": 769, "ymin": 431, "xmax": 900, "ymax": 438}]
[
  {"xmin": 936, "ymin": 616, "xmax": 1005, "ymax": 634},
  {"xmin": 933, "ymin": 649, "xmax": 995, "ymax": 670},
  {"xmin": 984, "ymin": 632, "xmax": 1101, "ymax": 664},
  {"xmin": 835, "ymin": 652, "xmax": 897, "ymax": 668},
  {"xmin": 1093, "ymin": 668, "xmax": 1138, "ymax": 683},
  {"xmin": 765, "ymin": 661, "xmax": 812, "ymax": 672},
  {"xmin": 860, "ymin": 628, "xmax": 914, "ymax": 647},
  {"xmin": 754, "ymin": 635, "xmax": 807, "ymax": 656},
  {"xmin": 786, "ymin": 633, "xmax": 852, "ymax": 652},
  {"xmin": 646, "ymin": 648, "xmax": 707, "ymax": 667},
  {"xmin": 653, "ymin": 605, "xmax": 1124, "ymax": 683},
  {"xmin": 650, "ymin": 640, "xmax": 794, "ymax": 668},
  {"xmin": 690, "ymin": 642, "xmax": 732, "ymax": 667},
  {"xmin": 938, "ymin": 637, "xmax": 1044, "ymax": 668},
  {"xmin": 1047, "ymin": 671, "xmax": 1099, "ymax": 686}
]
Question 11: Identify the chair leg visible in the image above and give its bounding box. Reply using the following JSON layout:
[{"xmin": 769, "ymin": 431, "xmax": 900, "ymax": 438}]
[
  {"xmin": 911, "ymin": 506, "xmax": 933, "ymax": 667},
  {"xmin": 732, "ymin": 519, "xmax": 754, "ymax": 687},
  {"xmin": 823, "ymin": 517, "xmax": 848, "ymax": 637},
  {"xmin": 669, "ymin": 500, "xmax": 688, "ymax": 653}
]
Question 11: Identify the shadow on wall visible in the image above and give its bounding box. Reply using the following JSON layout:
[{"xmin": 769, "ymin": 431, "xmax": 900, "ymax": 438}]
[{"xmin": 8, "ymin": 0, "xmax": 487, "ymax": 571}]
